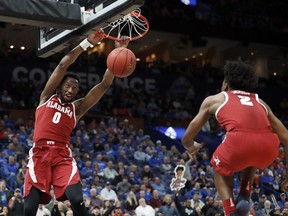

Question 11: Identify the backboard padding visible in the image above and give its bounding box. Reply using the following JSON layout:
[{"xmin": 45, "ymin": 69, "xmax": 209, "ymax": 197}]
[{"xmin": 37, "ymin": 0, "xmax": 144, "ymax": 58}]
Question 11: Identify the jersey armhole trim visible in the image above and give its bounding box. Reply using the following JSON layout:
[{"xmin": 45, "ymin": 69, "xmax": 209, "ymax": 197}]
[
  {"xmin": 215, "ymin": 91, "xmax": 229, "ymax": 120},
  {"xmin": 255, "ymin": 94, "xmax": 268, "ymax": 116},
  {"xmin": 72, "ymin": 103, "xmax": 77, "ymax": 128},
  {"xmin": 36, "ymin": 94, "xmax": 56, "ymax": 109}
]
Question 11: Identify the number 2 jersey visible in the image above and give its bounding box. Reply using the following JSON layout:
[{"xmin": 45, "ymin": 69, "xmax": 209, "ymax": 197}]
[
  {"xmin": 216, "ymin": 90, "xmax": 272, "ymax": 132},
  {"xmin": 33, "ymin": 94, "xmax": 76, "ymax": 145},
  {"xmin": 211, "ymin": 90, "xmax": 280, "ymax": 175}
]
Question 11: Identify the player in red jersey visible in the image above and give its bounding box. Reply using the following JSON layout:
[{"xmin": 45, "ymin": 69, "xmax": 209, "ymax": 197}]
[
  {"xmin": 182, "ymin": 58, "xmax": 288, "ymax": 216},
  {"xmin": 23, "ymin": 32, "xmax": 130, "ymax": 216}
]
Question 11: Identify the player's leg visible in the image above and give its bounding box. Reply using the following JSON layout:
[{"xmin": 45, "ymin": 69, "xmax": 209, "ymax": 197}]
[
  {"xmin": 24, "ymin": 186, "xmax": 41, "ymax": 216},
  {"xmin": 214, "ymin": 171, "xmax": 236, "ymax": 216},
  {"xmin": 52, "ymin": 150, "xmax": 86, "ymax": 216},
  {"xmin": 65, "ymin": 181, "xmax": 88, "ymax": 216},
  {"xmin": 233, "ymin": 167, "xmax": 257, "ymax": 215}
]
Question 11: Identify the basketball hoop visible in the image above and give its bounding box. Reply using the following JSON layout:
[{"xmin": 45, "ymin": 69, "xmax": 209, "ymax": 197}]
[{"xmin": 96, "ymin": 8, "xmax": 149, "ymax": 41}]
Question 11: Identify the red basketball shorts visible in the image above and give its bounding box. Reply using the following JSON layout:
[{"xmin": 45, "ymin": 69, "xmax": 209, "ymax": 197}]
[
  {"xmin": 210, "ymin": 131, "xmax": 279, "ymax": 176},
  {"xmin": 24, "ymin": 141, "xmax": 80, "ymax": 204}
]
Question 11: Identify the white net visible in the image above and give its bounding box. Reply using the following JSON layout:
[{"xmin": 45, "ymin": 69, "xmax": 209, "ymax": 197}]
[{"xmin": 100, "ymin": 8, "xmax": 149, "ymax": 40}]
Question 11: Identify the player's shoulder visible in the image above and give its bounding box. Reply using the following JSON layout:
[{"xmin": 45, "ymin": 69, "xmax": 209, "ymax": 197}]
[{"xmin": 204, "ymin": 92, "xmax": 225, "ymax": 104}]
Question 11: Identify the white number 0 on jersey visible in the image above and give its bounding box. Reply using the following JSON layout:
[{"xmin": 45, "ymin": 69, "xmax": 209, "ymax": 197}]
[
  {"xmin": 237, "ymin": 95, "xmax": 253, "ymax": 106},
  {"xmin": 52, "ymin": 112, "xmax": 62, "ymax": 124}
]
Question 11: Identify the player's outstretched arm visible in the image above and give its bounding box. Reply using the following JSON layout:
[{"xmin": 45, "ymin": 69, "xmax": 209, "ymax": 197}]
[
  {"xmin": 39, "ymin": 31, "xmax": 103, "ymax": 105},
  {"xmin": 74, "ymin": 36, "xmax": 130, "ymax": 121}
]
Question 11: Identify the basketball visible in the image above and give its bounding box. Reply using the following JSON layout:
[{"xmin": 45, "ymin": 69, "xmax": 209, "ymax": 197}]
[{"xmin": 106, "ymin": 47, "xmax": 137, "ymax": 78}]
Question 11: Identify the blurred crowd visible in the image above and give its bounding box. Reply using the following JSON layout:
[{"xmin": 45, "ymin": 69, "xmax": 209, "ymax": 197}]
[{"xmin": 143, "ymin": 0, "xmax": 288, "ymax": 32}]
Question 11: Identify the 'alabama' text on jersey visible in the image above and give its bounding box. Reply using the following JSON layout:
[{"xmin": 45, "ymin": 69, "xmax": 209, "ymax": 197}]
[{"xmin": 33, "ymin": 94, "xmax": 76, "ymax": 145}]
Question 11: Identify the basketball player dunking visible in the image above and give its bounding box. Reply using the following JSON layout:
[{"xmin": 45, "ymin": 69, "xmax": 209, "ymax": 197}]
[
  {"xmin": 23, "ymin": 32, "xmax": 130, "ymax": 216},
  {"xmin": 182, "ymin": 59, "xmax": 288, "ymax": 216}
]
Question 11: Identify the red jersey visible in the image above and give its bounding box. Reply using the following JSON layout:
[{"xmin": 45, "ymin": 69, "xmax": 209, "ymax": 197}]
[
  {"xmin": 33, "ymin": 94, "xmax": 76, "ymax": 145},
  {"xmin": 215, "ymin": 90, "xmax": 272, "ymax": 132}
]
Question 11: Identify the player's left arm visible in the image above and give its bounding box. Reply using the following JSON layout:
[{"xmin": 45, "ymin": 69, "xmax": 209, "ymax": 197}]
[
  {"xmin": 260, "ymin": 99, "xmax": 288, "ymax": 147},
  {"xmin": 260, "ymin": 99, "xmax": 288, "ymax": 191},
  {"xmin": 182, "ymin": 95, "xmax": 215, "ymax": 154},
  {"xmin": 74, "ymin": 36, "xmax": 130, "ymax": 121}
]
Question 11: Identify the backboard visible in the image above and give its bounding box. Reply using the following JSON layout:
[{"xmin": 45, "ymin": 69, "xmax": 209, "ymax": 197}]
[{"xmin": 37, "ymin": 0, "xmax": 144, "ymax": 58}]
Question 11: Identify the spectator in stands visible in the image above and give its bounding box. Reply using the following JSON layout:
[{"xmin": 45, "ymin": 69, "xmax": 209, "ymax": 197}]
[
  {"xmin": 92, "ymin": 163, "xmax": 104, "ymax": 178},
  {"xmin": 251, "ymin": 186, "xmax": 262, "ymax": 202},
  {"xmin": 16, "ymin": 163, "xmax": 26, "ymax": 187},
  {"xmin": 1, "ymin": 90, "xmax": 13, "ymax": 108},
  {"xmin": 100, "ymin": 181, "xmax": 118, "ymax": 202},
  {"xmin": 201, "ymin": 196, "xmax": 214, "ymax": 216},
  {"xmin": 17, "ymin": 125, "xmax": 28, "ymax": 148},
  {"xmin": 156, "ymin": 194, "xmax": 179, "ymax": 216},
  {"xmin": 141, "ymin": 176, "xmax": 153, "ymax": 193},
  {"xmin": 90, "ymin": 206, "xmax": 101, "ymax": 216},
  {"xmin": 174, "ymin": 192, "xmax": 194, "ymax": 216},
  {"xmin": 278, "ymin": 193, "xmax": 287, "ymax": 211},
  {"xmin": 93, "ymin": 154, "xmax": 107, "ymax": 171},
  {"xmin": 186, "ymin": 182, "xmax": 208, "ymax": 201},
  {"xmin": 103, "ymin": 161, "xmax": 119, "ymax": 183},
  {"xmin": 133, "ymin": 146, "xmax": 148, "ymax": 164},
  {"xmin": 50, "ymin": 201, "xmax": 67, "ymax": 216},
  {"xmin": 258, "ymin": 194, "xmax": 267, "ymax": 209},
  {"xmin": 160, "ymin": 156, "xmax": 173, "ymax": 175},
  {"xmin": 141, "ymin": 165, "xmax": 154, "ymax": 180},
  {"xmin": 137, "ymin": 187, "xmax": 151, "ymax": 204},
  {"xmin": 3, "ymin": 144, "xmax": 16, "ymax": 158},
  {"xmin": 262, "ymin": 200, "xmax": 273, "ymax": 215},
  {"xmin": 206, "ymin": 199, "xmax": 224, "ymax": 216},
  {"xmin": 273, "ymin": 175, "xmax": 282, "ymax": 194},
  {"xmin": 125, "ymin": 191, "xmax": 138, "ymax": 212},
  {"xmin": 128, "ymin": 171, "xmax": 140, "ymax": 186},
  {"xmin": 11, "ymin": 136, "xmax": 25, "ymax": 156},
  {"xmin": 36, "ymin": 204, "xmax": 51, "ymax": 216},
  {"xmin": 8, "ymin": 188, "xmax": 23, "ymax": 216},
  {"xmin": 150, "ymin": 189, "xmax": 163, "ymax": 212},
  {"xmin": 252, "ymin": 201, "xmax": 262, "ymax": 216},
  {"xmin": 112, "ymin": 201, "xmax": 125, "ymax": 216},
  {"xmin": 82, "ymin": 134, "xmax": 94, "ymax": 155},
  {"xmin": 260, "ymin": 168, "xmax": 275, "ymax": 194},
  {"xmin": 89, "ymin": 188, "xmax": 102, "ymax": 210},
  {"xmin": 116, "ymin": 176, "xmax": 131, "ymax": 199},
  {"xmin": 80, "ymin": 160, "xmax": 94, "ymax": 182},
  {"xmin": 193, "ymin": 170, "xmax": 210, "ymax": 189},
  {"xmin": 190, "ymin": 192, "xmax": 205, "ymax": 209},
  {"xmin": 0, "ymin": 181, "xmax": 12, "ymax": 209},
  {"xmin": 66, "ymin": 209, "xmax": 73, "ymax": 216},
  {"xmin": 6, "ymin": 156, "xmax": 18, "ymax": 187},
  {"xmin": 148, "ymin": 151, "xmax": 162, "ymax": 171},
  {"xmin": 150, "ymin": 177, "xmax": 166, "ymax": 198},
  {"xmin": 117, "ymin": 149, "xmax": 131, "ymax": 166},
  {"xmin": 0, "ymin": 205, "xmax": 9, "ymax": 216},
  {"xmin": 135, "ymin": 198, "xmax": 155, "ymax": 216},
  {"xmin": 91, "ymin": 175, "xmax": 105, "ymax": 192},
  {"xmin": 128, "ymin": 165, "xmax": 140, "ymax": 181},
  {"xmin": 2, "ymin": 115, "xmax": 14, "ymax": 131}
]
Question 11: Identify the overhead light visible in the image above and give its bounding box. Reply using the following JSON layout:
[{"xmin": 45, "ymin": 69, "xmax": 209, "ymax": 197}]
[
  {"xmin": 9, "ymin": 45, "xmax": 14, "ymax": 49},
  {"xmin": 20, "ymin": 46, "xmax": 25, "ymax": 50}
]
